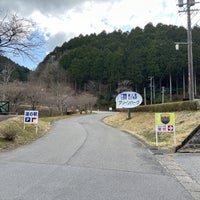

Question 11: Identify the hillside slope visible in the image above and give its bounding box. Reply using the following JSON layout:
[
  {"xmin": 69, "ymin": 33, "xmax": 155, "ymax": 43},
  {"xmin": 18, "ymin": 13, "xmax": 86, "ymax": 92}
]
[
  {"xmin": 104, "ymin": 111, "xmax": 200, "ymax": 150},
  {"xmin": 0, "ymin": 55, "xmax": 30, "ymax": 82}
]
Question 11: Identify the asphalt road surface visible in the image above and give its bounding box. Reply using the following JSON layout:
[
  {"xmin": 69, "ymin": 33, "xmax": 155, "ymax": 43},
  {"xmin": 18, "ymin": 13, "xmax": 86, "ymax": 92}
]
[
  {"xmin": 0, "ymin": 115, "xmax": 13, "ymax": 122},
  {"xmin": 174, "ymin": 153, "xmax": 200, "ymax": 184},
  {"xmin": 0, "ymin": 112, "xmax": 194, "ymax": 200}
]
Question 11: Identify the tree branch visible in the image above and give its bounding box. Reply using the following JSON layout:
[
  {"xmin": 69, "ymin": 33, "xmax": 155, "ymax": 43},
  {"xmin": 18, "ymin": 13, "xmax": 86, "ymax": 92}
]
[{"xmin": 0, "ymin": 12, "xmax": 44, "ymax": 62}]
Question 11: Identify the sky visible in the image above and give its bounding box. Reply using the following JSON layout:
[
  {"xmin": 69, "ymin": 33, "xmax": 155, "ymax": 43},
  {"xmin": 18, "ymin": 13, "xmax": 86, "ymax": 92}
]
[{"xmin": 1, "ymin": 0, "xmax": 200, "ymax": 70}]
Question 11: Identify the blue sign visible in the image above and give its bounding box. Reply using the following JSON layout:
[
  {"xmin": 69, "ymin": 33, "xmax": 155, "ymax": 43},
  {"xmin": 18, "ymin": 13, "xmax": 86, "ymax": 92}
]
[{"xmin": 25, "ymin": 117, "xmax": 31, "ymax": 123}]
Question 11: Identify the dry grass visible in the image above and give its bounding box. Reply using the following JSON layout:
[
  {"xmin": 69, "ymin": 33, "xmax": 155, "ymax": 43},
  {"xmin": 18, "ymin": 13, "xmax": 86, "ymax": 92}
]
[
  {"xmin": 1, "ymin": 111, "xmax": 199, "ymax": 152},
  {"xmin": 104, "ymin": 111, "xmax": 200, "ymax": 150},
  {"xmin": 0, "ymin": 116, "xmax": 51, "ymax": 151},
  {"xmin": 0, "ymin": 113, "xmax": 87, "ymax": 151}
]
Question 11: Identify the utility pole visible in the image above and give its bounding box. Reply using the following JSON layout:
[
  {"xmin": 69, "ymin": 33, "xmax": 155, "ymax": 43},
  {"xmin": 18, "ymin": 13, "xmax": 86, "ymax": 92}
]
[
  {"xmin": 187, "ymin": 0, "xmax": 194, "ymax": 100},
  {"xmin": 177, "ymin": 0, "xmax": 198, "ymax": 100}
]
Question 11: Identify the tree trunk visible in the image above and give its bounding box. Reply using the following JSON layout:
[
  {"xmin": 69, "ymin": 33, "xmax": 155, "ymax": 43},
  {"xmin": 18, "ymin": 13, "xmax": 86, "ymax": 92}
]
[
  {"xmin": 183, "ymin": 71, "xmax": 186, "ymax": 99},
  {"xmin": 74, "ymin": 80, "xmax": 77, "ymax": 94},
  {"xmin": 194, "ymin": 71, "xmax": 197, "ymax": 96},
  {"xmin": 143, "ymin": 87, "xmax": 146, "ymax": 105},
  {"xmin": 169, "ymin": 73, "xmax": 172, "ymax": 101},
  {"xmin": 153, "ymin": 78, "xmax": 155, "ymax": 104},
  {"xmin": 176, "ymin": 78, "xmax": 179, "ymax": 96}
]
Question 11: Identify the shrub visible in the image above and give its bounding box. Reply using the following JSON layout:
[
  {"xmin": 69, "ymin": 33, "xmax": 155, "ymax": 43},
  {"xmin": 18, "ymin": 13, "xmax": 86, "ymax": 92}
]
[
  {"xmin": 132, "ymin": 100, "xmax": 200, "ymax": 112},
  {"xmin": 1, "ymin": 125, "xmax": 18, "ymax": 141}
]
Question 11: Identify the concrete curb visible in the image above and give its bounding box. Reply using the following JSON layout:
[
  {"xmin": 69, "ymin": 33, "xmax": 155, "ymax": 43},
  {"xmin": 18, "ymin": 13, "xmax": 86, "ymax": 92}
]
[{"xmin": 156, "ymin": 155, "xmax": 200, "ymax": 200}]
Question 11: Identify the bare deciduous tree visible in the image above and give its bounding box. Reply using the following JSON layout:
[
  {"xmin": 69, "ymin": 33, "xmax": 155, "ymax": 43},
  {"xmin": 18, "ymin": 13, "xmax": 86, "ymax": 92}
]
[
  {"xmin": 5, "ymin": 81, "xmax": 27, "ymax": 112},
  {"xmin": 0, "ymin": 62, "xmax": 15, "ymax": 100},
  {"xmin": 117, "ymin": 80, "xmax": 133, "ymax": 93},
  {"xmin": 23, "ymin": 83, "xmax": 45, "ymax": 110},
  {"xmin": 71, "ymin": 93, "xmax": 97, "ymax": 114},
  {"xmin": 0, "ymin": 11, "xmax": 43, "ymax": 61}
]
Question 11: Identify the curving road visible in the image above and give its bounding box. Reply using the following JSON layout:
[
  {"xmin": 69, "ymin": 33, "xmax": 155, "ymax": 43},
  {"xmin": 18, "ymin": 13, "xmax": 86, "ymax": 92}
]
[
  {"xmin": 0, "ymin": 112, "xmax": 194, "ymax": 200},
  {"xmin": 0, "ymin": 115, "xmax": 13, "ymax": 122}
]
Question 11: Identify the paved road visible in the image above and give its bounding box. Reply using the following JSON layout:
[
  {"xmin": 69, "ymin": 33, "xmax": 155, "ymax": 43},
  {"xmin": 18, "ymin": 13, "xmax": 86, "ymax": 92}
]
[
  {"xmin": 174, "ymin": 153, "xmax": 200, "ymax": 184},
  {"xmin": 0, "ymin": 112, "xmax": 194, "ymax": 200},
  {"xmin": 0, "ymin": 115, "xmax": 13, "ymax": 122}
]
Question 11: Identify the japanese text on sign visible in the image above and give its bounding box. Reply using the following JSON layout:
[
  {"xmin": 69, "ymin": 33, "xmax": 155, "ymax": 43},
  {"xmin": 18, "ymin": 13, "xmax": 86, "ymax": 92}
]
[
  {"xmin": 24, "ymin": 110, "xmax": 39, "ymax": 124},
  {"xmin": 116, "ymin": 91, "xmax": 143, "ymax": 109},
  {"xmin": 155, "ymin": 112, "xmax": 176, "ymax": 146}
]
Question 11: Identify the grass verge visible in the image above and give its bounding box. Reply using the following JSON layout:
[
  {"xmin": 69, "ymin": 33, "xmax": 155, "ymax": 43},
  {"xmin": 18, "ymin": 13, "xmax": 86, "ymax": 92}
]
[
  {"xmin": 0, "ymin": 114, "xmax": 78, "ymax": 151},
  {"xmin": 103, "ymin": 111, "xmax": 200, "ymax": 151}
]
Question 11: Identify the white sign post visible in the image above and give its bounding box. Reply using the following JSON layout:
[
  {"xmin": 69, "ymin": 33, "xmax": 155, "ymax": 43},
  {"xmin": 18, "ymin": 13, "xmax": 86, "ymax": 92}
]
[{"xmin": 24, "ymin": 110, "xmax": 39, "ymax": 133}]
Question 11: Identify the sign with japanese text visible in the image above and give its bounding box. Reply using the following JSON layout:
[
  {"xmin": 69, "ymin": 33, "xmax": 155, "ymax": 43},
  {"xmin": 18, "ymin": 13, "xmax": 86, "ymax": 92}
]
[
  {"xmin": 155, "ymin": 113, "xmax": 176, "ymax": 146},
  {"xmin": 24, "ymin": 110, "xmax": 39, "ymax": 124},
  {"xmin": 115, "ymin": 91, "xmax": 143, "ymax": 109}
]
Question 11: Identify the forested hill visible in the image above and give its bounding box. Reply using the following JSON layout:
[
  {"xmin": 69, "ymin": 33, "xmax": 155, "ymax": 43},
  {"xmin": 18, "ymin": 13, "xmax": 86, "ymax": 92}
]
[
  {"xmin": 35, "ymin": 22, "xmax": 200, "ymax": 102},
  {"xmin": 0, "ymin": 55, "xmax": 30, "ymax": 82}
]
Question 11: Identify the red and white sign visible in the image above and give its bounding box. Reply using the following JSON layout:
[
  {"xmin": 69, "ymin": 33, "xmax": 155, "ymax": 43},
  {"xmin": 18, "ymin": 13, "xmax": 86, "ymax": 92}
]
[
  {"xmin": 155, "ymin": 113, "xmax": 176, "ymax": 146},
  {"xmin": 168, "ymin": 125, "xmax": 174, "ymax": 132}
]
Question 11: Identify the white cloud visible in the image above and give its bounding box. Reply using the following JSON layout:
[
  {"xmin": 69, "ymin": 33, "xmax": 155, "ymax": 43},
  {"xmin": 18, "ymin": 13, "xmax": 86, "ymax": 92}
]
[
  {"xmin": 29, "ymin": 0, "xmax": 181, "ymax": 49},
  {"xmin": 1, "ymin": 0, "xmax": 200, "ymax": 69}
]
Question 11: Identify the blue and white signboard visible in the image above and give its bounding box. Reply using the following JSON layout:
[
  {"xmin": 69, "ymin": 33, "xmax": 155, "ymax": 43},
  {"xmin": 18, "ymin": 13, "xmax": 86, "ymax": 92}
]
[
  {"xmin": 115, "ymin": 91, "xmax": 143, "ymax": 109},
  {"xmin": 24, "ymin": 110, "xmax": 39, "ymax": 124}
]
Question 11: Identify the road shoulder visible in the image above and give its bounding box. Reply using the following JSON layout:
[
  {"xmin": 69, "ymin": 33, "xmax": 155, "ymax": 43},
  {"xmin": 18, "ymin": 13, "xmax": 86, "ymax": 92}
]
[{"xmin": 156, "ymin": 154, "xmax": 200, "ymax": 200}]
